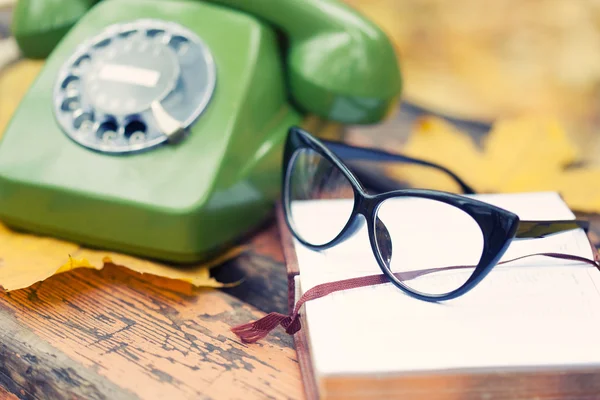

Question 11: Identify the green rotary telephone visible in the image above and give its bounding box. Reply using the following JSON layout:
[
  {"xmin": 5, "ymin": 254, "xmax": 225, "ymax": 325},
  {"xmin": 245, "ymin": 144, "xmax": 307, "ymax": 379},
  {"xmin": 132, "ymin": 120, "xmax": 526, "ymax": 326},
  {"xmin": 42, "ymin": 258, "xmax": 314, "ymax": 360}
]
[{"xmin": 0, "ymin": 0, "xmax": 401, "ymax": 263}]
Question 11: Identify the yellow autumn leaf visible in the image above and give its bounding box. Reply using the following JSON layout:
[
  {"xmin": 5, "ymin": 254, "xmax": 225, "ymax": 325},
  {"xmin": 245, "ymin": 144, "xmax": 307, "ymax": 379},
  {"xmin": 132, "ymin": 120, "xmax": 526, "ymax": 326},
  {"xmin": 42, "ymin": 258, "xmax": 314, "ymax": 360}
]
[
  {"xmin": 388, "ymin": 117, "xmax": 486, "ymax": 193},
  {"xmin": 0, "ymin": 222, "xmax": 245, "ymax": 291},
  {"xmin": 73, "ymin": 246, "xmax": 246, "ymax": 288},
  {"xmin": 479, "ymin": 116, "xmax": 579, "ymax": 191},
  {"xmin": 387, "ymin": 114, "xmax": 600, "ymax": 214}
]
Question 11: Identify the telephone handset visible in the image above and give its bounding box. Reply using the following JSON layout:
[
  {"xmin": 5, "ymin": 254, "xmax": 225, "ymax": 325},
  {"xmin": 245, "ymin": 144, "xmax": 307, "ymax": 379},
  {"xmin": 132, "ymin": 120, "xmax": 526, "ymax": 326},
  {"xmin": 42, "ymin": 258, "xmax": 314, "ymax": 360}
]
[
  {"xmin": 12, "ymin": 0, "xmax": 401, "ymax": 124},
  {"xmin": 206, "ymin": 0, "xmax": 402, "ymax": 124},
  {"xmin": 0, "ymin": 0, "xmax": 401, "ymax": 262}
]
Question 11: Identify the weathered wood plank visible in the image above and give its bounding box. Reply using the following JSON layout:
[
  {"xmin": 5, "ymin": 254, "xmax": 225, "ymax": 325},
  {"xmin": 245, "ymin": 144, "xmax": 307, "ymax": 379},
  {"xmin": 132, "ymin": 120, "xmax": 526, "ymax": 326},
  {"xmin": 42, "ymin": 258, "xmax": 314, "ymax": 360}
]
[
  {"xmin": 0, "ymin": 263, "xmax": 303, "ymax": 400},
  {"xmin": 214, "ymin": 222, "xmax": 290, "ymax": 315},
  {"xmin": 0, "ymin": 310, "xmax": 131, "ymax": 400},
  {"xmin": 0, "ymin": 381, "xmax": 20, "ymax": 400}
]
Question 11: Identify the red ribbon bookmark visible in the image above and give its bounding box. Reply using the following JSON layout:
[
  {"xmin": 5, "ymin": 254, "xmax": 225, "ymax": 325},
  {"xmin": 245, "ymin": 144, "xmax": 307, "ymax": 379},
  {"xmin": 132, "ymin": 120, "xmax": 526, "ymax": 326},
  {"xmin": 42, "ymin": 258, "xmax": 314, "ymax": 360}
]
[{"xmin": 231, "ymin": 251, "xmax": 600, "ymax": 344}]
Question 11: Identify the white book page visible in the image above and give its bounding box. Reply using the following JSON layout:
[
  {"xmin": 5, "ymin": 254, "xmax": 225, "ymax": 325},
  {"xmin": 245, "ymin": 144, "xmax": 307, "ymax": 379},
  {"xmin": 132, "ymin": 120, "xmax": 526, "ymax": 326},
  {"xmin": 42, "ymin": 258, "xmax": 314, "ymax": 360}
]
[{"xmin": 291, "ymin": 192, "xmax": 600, "ymax": 376}]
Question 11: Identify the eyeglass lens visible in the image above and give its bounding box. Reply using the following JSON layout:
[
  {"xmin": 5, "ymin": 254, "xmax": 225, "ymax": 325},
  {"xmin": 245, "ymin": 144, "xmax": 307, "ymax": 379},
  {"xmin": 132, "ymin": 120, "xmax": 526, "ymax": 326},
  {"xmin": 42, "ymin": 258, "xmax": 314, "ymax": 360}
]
[
  {"xmin": 375, "ymin": 197, "xmax": 485, "ymax": 295},
  {"xmin": 286, "ymin": 148, "xmax": 355, "ymax": 246}
]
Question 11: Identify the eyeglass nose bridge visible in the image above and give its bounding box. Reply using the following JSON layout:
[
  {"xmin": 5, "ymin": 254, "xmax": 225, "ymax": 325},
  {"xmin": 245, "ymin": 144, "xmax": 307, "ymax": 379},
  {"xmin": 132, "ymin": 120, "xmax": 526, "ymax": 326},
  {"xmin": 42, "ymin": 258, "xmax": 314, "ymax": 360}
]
[
  {"xmin": 339, "ymin": 194, "xmax": 371, "ymax": 239},
  {"xmin": 335, "ymin": 197, "xmax": 393, "ymax": 265},
  {"xmin": 362, "ymin": 196, "xmax": 393, "ymax": 266},
  {"xmin": 337, "ymin": 214, "xmax": 366, "ymax": 244},
  {"xmin": 374, "ymin": 217, "xmax": 393, "ymax": 266}
]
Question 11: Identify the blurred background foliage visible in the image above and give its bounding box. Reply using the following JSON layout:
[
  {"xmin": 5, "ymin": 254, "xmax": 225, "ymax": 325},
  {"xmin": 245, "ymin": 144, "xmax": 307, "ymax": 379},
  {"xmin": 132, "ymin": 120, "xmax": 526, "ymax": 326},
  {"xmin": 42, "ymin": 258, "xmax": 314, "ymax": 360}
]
[{"xmin": 345, "ymin": 0, "xmax": 600, "ymax": 164}]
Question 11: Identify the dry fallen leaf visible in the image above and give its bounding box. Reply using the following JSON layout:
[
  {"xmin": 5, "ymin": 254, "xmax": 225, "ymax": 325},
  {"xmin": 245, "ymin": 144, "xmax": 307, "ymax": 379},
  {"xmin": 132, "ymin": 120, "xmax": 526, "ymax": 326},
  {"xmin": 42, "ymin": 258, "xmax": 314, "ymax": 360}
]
[
  {"xmin": 387, "ymin": 115, "xmax": 600, "ymax": 213},
  {"xmin": 0, "ymin": 222, "xmax": 245, "ymax": 291},
  {"xmin": 0, "ymin": 58, "xmax": 246, "ymax": 291}
]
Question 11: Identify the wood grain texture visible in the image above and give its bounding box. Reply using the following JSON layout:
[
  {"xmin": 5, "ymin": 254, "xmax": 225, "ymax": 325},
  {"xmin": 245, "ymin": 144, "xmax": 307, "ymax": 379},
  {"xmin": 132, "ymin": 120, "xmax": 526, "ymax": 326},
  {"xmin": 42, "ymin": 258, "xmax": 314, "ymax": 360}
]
[
  {"xmin": 0, "ymin": 262, "xmax": 302, "ymax": 400},
  {"xmin": 0, "ymin": 384, "xmax": 19, "ymax": 400},
  {"xmin": 214, "ymin": 222, "xmax": 290, "ymax": 315}
]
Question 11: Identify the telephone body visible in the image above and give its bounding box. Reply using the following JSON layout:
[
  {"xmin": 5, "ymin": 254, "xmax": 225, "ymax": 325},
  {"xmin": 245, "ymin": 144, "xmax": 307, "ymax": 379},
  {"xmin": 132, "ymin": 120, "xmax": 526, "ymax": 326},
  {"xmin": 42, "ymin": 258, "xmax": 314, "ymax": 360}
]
[{"xmin": 0, "ymin": 0, "xmax": 401, "ymax": 263}]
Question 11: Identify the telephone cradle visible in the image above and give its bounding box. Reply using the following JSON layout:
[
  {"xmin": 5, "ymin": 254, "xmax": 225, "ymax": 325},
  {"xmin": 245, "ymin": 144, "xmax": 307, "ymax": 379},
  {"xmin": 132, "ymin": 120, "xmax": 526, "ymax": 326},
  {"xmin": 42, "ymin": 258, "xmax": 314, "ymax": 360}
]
[{"xmin": 0, "ymin": 0, "xmax": 402, "ymax": 263}]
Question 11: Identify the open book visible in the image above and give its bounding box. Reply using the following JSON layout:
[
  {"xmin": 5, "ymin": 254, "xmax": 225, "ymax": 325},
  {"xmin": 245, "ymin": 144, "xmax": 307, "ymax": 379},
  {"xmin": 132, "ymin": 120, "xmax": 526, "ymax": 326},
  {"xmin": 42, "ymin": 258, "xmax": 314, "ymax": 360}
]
[{"xmin": 278, "ymin": 192, "xmax": 600, "ymax": 400}]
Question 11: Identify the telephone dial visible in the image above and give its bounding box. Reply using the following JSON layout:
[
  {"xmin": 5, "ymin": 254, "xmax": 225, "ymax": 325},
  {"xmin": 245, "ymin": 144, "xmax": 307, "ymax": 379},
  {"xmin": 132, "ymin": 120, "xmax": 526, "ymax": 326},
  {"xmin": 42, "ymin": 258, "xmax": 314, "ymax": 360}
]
[{"xmin": 0, "ymin": 0, "xmax": 401, "ymax": 262}]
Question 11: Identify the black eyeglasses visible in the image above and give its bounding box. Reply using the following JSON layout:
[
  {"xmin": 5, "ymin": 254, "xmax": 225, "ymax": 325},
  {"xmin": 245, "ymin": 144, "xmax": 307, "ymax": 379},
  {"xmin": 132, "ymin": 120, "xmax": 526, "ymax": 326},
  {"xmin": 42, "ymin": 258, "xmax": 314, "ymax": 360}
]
[
  {"xmin": 232, "ymin": 126, "xmax": 599, "ymax": 343},
  {"xmin": 281, "ymin": 126, "xmax": 595, "ymax": 301}
]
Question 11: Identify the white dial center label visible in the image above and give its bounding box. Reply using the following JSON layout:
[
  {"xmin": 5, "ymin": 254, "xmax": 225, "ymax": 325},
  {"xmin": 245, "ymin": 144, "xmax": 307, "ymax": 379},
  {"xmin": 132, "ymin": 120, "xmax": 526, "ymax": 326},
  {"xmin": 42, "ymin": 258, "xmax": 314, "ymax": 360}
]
[{"xmin": 98, "ymin": 63, "xmax": 161, "ymax": 88}]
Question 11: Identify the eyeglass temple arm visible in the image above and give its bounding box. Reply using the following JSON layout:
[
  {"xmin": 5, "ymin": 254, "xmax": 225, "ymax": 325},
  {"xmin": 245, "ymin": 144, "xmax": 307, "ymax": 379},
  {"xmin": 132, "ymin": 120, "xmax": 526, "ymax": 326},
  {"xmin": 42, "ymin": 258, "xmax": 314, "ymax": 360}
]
[
  {"xmin": 322, "ymin": 140, "xmax": 476, "ymax": 194},
  {"xmin": 515, "ymin": 219, "xmax": 590, "ymax": 239}
]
